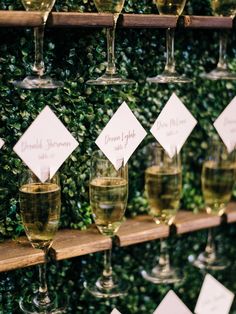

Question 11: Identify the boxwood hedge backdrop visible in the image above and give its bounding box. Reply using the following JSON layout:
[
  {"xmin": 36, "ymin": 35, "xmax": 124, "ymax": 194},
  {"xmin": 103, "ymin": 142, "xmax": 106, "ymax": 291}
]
[{"xmin": 1, "ymin": 0, "xmax": 236, "ymax": 313}]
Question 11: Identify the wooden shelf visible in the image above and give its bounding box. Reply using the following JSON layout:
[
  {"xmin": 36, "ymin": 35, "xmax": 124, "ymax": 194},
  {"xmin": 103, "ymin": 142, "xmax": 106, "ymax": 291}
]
[
  {"xmin": 115, "ymin": 215, "xmax": 169, "ymax": 247},
  {"xmin": 0, "ymin": 238, "xmax": 44, "ymax": 272},
  {"xmin": 0, "ymin": 202, "xmax": 235, "ymax": 273},
  {"xmin": 183, "ymin": 16, "xmax": 233, "ymax": 29},
  {"xmin": 0, "ymin": 11, "xmax": 234, "ymax": 29},
  {"xmin": 51, "ymin": 226, "xmax": 112, "ymax": 261},
  {"xmin": 119, "ymin": 14, "xmax": 178, "ymax": 29},
  {"xmin": 48, "ymin": 12, "xmax": 114, "ymax": 28},
  {"xmin": 0, "ymin": 11, "xmax": 42, "ymax": 27},
  {"xmin": 175, "ymin": 211, "xmax": 221, "ymax": 234}
]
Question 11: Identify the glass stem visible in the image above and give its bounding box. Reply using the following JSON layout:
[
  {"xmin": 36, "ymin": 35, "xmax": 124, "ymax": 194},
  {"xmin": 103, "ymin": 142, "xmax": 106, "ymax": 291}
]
[
  {"xmin": 216, "ymin": 31, "xmax": 228, "ymax": 71},
  {"xmin": 34, "ymin": 247, "xmax": 51, "ymax": 308},
  {"xmin": 205, "ymin": 228, "xmax": 216, "ymax": 261},
  {"xmin": 99, "ymin": 243, "xmax": 114, "ymax": 289},
  {"xmin": 164, "ymin": 28, "xmax": 176, "ymax": 74},
  {"xmin": 32, "ymin": 25, "xmax": 46, "ymax": 77},
  {"xmin": 158, "ymin": 238, "xmax": 171, "ymax": 273},
  {"xmin": 105, "ymin": 14, "xmax": 118, "ymax": 76}
]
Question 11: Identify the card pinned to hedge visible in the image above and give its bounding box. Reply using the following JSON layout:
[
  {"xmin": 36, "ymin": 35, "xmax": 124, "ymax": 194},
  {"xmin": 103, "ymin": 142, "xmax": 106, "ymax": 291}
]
[
  {"xmin": 195, "ymin": 274, "xmax": 234, "ymax": 314},
  {"xmin": 214, "ymin": 96, "xmax": 236, "ymax": 153},
  {"xmin": 150, "ymin": 93, "xmax": 197, "ymax": 158},
  {"xmin": 96, "ymin": 101, "xmax": 147, "ymax": 170},
  {"xmin": 110, "ymin": 309, "xmax": 122, "ymax": 314},
  {"xmin": 13, "ymin": 106, "xmax": 79, "ymax": 182},
  {"xmin": 153, "ymin": 290, "xmax": 192, "ymax": 314},
  {"xmin": 0, "ymin": 138, "xmax": 4, "ymax": 149}
]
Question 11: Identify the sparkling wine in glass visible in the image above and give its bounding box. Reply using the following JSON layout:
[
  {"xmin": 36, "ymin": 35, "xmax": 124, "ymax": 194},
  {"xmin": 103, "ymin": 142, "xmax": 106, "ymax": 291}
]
[
  {"xmin": 84, "ymin": 151, "xmax": 129, "ymax": 298},
  {"xmin": 202, "ymin": 0, "xmax": 236, "ymax": 80},
  {"xmin": 141, "ymin": 143, "xmax": 182, "ymax": 284},
  {"xmin": 19, "ymin": 169, "xmax": 65, "ymax": 313},
  {"xmin": 193, "ymin": 139, "xmax": 236, "ymax": 270},
  {"xmin": 13, "ymin": 0, "xmax": 63, "ymax": 89},
  {"xmin": 86, "ymin": 0, "xmax": 136, "ymax": 85},
  {"xmin": 147, "ymin": 0, "xmax": 191, "ymax": 84}
]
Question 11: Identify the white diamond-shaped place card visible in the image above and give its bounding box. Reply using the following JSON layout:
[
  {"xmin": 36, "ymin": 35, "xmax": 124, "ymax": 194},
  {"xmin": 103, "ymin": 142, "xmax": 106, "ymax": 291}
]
[
  {"xmin": 214, "ymin": 96, "xmax": 236, "ymax": 153},
  {"xmin": 195, "ymin": 274, "xmax": 234, "ymax": 314},
  {"xmin": 111, "ymin": 309, "xmax": 122, "ymax": 314},
  {"xmin": 153, "ymin": 290, "xmax": 192, "ymax": 314},
  {"xmin": 96, "ymin": 101, "xmax": 147, "ymax": 170},
  {"xmin": 13, "ymin": 106, "xmax": 79, "ymax": 182},
  {"xmin": 150, "ymin": 93, "xmax": 197, "ymax": 158},
  {"xmin": 0, "ymin": 138, "xmax": 4, "ymax": 149}
]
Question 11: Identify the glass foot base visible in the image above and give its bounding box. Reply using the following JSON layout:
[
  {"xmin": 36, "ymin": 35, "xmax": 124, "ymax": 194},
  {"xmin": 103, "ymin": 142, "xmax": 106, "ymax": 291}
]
[
  {"xmin": 141, "ymin": 266, "xmax": 181, "ymax": 284},
  {"xmin": 147, "ymin": 72, "xmax": 192, "ymax": 84},
  {"xmin": 201, "ymin": 68, "xmax": 236, "ymax": 80},
  {"xmin": 84, "ymin": 277, "xmax": 128, "ymax": 298},
  {"xmin": 86, "ymin": 73, "xmax": 136, "ymax": 86},
  {"xmin": 19, "ymin": 293, "xmax": 66, "ymax": 314},
  {"xmin": 13, "ymin": 76, "xmax": 64, "ymax": 89},
  {"xmin": 191, "ymin": 252, "xmax": 229, "ymax": 271}
]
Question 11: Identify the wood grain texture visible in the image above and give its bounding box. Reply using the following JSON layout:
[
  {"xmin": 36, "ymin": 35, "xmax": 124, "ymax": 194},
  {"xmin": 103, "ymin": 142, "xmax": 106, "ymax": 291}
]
[
  {"xmin": 175, "ymin": 210, "xmax": 221, "ymax": 234},
  {"xmin": 0, "ymin": 237, "xmax": 44, "ymax": 272},
  {"xmin": 116, "ymin": 215, "xmax": 169, "ymax": 247},
  {"xmin": 0, "ymin": 11, "xmax": 43, "ymax": 27},
  {"xmin": 47, "ymin": 12, "xmax": 113, "ymax": 28},
  {"xmin": 175, "ymin": 203, "xmax": 236, "ymax": 234},
  {"xmin": 184, "ymin": 16, "xmax": 233, "ymax": 29},
  {"xmin": 225, "ymin": 202, "xmax": 236, "ymax": 223},
  {"xmin": 50, "ymin": 226, "xmax": 112, "ymax": 261},
  {"xmin": 120, "ymin": 14, "xmax": 177, "ymax": 28}
]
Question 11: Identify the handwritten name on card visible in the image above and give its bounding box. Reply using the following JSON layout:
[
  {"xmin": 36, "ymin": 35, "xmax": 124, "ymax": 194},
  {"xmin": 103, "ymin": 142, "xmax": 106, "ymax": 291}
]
[
  {"xmin": 156, "ymin": 118, "xmax": 188, "ymax": 132},
  {"xmin": 104, "ymin": 130, "xmax": 136, "ymax": 152},
  {"xmin": 150, "ymin": 93, "xmax": 197, "ymax": 158},
  {"xmin": 13, "ymin": 106, "xmax": 79, "ymax": 182},
  {"xmin": 214, "ymin": 96, "xmax": 236, "ymax": 152},
  {"xmin": 20, "ymin": 139, "xmax": 72, "ymax": 153},
  {"xmin": 96, "ymin": 102, "xmax": 147, "ymax": 170},
  {"xmin": 0, "ymin": 138, "xmax": 4, "ymax": 149},
  {"xmin": 153, "ymin": 290, "xmax": 192, "ymax": 314},
  {"xmin": 195, "ymin": 274, "xmax": 234, "ymax": 314}
]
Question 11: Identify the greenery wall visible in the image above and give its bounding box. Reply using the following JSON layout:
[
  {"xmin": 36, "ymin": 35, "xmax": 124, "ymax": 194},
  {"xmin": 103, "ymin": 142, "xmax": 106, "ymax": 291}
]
[{"xmin": 0, "ymin": 0, "xmax": 236, "ymax": 313}]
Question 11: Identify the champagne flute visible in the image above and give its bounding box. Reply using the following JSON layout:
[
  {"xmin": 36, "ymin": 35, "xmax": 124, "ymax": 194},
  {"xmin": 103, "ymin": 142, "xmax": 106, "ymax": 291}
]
[
  {"xmin": 19, "ymin": 168, "xmax": 64, "ymax": 313},
  {"xmin": 13, "ymin": 0, "xmax": 63, "ymax": 89},
  {"xmin": 202, "ymin": 0, "xmax": 236, "ymax": 80},
  {"xmin": 84, "ymin": 151, "xmax": 128, "ymax": 298},
  {"xmin": 147, "ymin": 0, "xmax": 191, "ymax": 84},
  {"xmin": 86, "ymin": 0, "xmax": 135, "ymax": 85},
  {"xmin": 193, "ymin": 139, "xmax": 236, "ymax": 270},
  {"xmin": 141, "ymin": 143, "xmax": 182, "ymax": 283}
]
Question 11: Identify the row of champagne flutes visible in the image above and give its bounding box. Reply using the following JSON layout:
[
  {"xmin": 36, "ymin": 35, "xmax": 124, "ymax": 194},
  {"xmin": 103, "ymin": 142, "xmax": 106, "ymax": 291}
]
[
  {"xmin": 14, "ymin": 0, "xmax": 236, "ymax": 89},
  {"xmin": 17, "ymin": 137, "xmax": 236, "ymax": 313}
]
